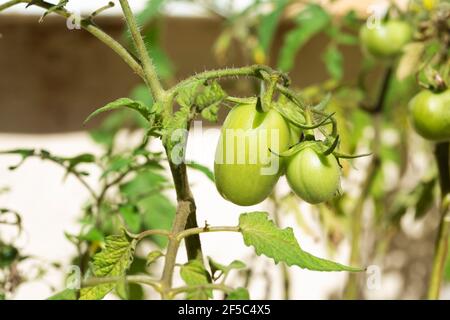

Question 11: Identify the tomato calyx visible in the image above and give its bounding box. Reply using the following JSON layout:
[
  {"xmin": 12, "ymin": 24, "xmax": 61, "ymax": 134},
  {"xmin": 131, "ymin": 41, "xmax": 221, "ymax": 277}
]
[{"xmin": 271, "ymin": 135, "xmax": 371, "ymax": 166}]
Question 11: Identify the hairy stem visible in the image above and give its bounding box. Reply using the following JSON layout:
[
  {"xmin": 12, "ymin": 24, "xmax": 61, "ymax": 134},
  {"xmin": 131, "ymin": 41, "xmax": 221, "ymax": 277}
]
[
  {"xmin": 428, "ymin": 142, "xmax": 450, "ymax": 299},
  {"xmin": 119, "ymin": 0, "xmax": 165, "ymax": 101},
  {"xmin": 176, "ymin": 226, "xmax": 240, "ymax": 241}
]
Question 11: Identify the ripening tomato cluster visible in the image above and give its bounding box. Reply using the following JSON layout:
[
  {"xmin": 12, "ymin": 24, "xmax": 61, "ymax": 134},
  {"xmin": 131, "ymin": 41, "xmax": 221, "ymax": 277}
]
[
  {"xmin": 213, "ymin": 102, "xmax": 341, "ymax": 206},
  {"xmin": 359, "ymin": 19, "xmax": 450, "ymax": 142}
]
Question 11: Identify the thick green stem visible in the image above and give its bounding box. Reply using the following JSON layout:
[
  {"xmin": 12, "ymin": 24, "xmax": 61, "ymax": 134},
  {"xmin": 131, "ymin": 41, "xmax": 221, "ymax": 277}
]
[
  {"xmin": 118, "ymin": 0, "xmax": 165, "ymax": 101},
  {"xmin": 428, "ymin": 142, "xmax": 450, "ymax": 299}
]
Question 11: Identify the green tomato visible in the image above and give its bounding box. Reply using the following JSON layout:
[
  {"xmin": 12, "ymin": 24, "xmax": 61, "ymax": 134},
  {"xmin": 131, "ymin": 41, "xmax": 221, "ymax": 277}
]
[
  {"xmin": 214, "ymin": 102, "xmax": 291, "ymax": 206},
  {"xmin": 409, "ymin": 89, "xmax": 450, "ymax": 141},
  {"xmin": 286, "ymin": 146, "xmax": 340, "ymax": 204},
  {"xmin": 360, "ymin": 20, "xmax": 412, "ymax": 58}
]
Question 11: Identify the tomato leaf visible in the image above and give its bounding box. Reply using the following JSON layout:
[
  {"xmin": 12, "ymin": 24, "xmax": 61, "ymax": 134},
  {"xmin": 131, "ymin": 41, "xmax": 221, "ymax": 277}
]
[
  {"xmin": 180, "ymin": 260, "xmax": 212, "ymax": 300},
  {"xmin": 84, "ymin": 98, "xmax": 151, "ymax": 125},
  {"xmin": 238, "ymin": 212, "xmax": 362, "ymax": 272},
  {"xmin": 79, "ymin": 230, "xmax": 136, "ymax": 300}
]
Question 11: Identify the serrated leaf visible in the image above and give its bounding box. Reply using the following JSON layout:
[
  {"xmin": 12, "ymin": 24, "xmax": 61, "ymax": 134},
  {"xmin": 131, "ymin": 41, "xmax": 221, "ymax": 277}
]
[
  {"xmin": 238, "ymin": 212, "xmax": 361, "ymax": 272},
  {"xmin": 79, "ymin": 230, "xmax": 136, "ymax": 300},
  {"xmin": 278, "ymin": 4, "xmax": 330, "ymax": 71},
  {"xmin": 146, "ymin": 250, "xmax": 163, "ymax": 266},
  {"xmin": 180, "ymin": 260, "xmax": 212, "ymax": 300},
  {"xmin": 258, "ymin": 0, "xmax": 289, "ymax": 53},
  {"xmin": 47, "ymin": 288, "xmax": 78, "ymax": 300},
  {"xmin": 187, "ymin": 162, "xmax": 215, "ymax": 182},
  {"xmin": 323, "ymin": 45, "xmax": 343, "ymax": 81},
  {"xmin": 84, "ymin": 98, "xmax": 150, "ymax": 125},
  {"xmin": 195, "ymin": 81, "xmax": 226, "ymax": 110},
  {"xmin": 201, "ymin": 101, "xmax": 221, "ymax": 122},
  {"xmin": 226, "ymin": 287, "xmax": 249, "ymax": 300}
]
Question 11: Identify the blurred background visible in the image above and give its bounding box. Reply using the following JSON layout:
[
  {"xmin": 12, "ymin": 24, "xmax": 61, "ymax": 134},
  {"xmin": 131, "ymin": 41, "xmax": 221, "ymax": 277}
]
[{"xmin": 1, "ymin": 0, "xmax": 449, "ymax": 300}]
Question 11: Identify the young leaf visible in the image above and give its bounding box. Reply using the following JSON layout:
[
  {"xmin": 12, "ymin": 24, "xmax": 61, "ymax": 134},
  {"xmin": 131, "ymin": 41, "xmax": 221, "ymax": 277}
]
[
  {"xmin": 195, "ymin": 81, "xmax": 226, "ymax": 110},
  {"xmin": 180, "ymin": 260, "xmax": 212, "ymax": 300},
  {"xmin": 84, "ymin": 98, "xmax": 151, "ymax": 125},
  {"xmin": 226, "ymin": 287, "xmax": 250, "ymax": 300},
  {"xmin": 278, "ymin": 4, "xmax": 330, "ymax": 71},
  {"xmin": 79, "ymin": 230, "xmax": 137, "ymax": 300},
  {"xmin": 238, "ymin": 212, "xmax": 361, "ymax": 272}
]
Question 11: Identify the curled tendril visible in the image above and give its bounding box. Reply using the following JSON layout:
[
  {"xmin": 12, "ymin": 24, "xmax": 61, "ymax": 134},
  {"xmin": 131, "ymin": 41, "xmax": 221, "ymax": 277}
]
[{"xmin": 323, "ymin": 135, "xmax": 340, "ymax": 156}]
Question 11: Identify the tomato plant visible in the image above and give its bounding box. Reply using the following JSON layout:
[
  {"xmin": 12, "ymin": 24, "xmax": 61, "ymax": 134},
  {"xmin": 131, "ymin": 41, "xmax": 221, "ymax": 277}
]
[{"xmin": 0, "ymin": 0, "xmax": 449, "ymax": 302}]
